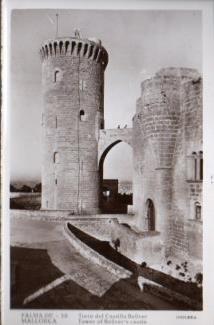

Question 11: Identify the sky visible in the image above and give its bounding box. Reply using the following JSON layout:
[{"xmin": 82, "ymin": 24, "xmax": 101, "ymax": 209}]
[{"xmin": 10, "ymin": 9, "xmax": 202, "ymax": 183}]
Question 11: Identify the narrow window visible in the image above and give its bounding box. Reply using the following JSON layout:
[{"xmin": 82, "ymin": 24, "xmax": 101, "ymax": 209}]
[
  {"xmin": 188, "ymin": 151, "xmax": 203, "ymax": 181},
  {"xmin": 80, "ymin": 110, "xmax": 86, "ymax": 121},
  {"xmin": 146, "ymin": 199, "xmax": 155, "ymax": 231},
  {"xmin": 187, "ymin": 153, "xmax": 197, "ymax": 181},
  {"xmin": 55, "ymin": 179, "xmax": 57, "ymax": 185},
  {"xmin": 79, "ymin": 79, "xmax": 86, "ymax": 91},
  {"xmin": 53, "ymin": 152, "xmax": 59, "ymax": 163},
  {"xmin": 192, "ymin": 152, "xmax": 197, "ymax": 180},
  {"xmin": 54, "ymin": 70, "xmax": 60, "ymax": 83},
  {"xmin": 199, "ymin": 151, "xmax": 203, "ymax": 181},
  {"xmin": 56, "ymin": 116, "xmax": 57, "ymax": 128},
  {"xmin": 194, "ymin": 159, "xmax": 197, "ymax": 180},
  {"xmin": 195, "ymin": 202, "xmax": 201, "ymax": 220}
]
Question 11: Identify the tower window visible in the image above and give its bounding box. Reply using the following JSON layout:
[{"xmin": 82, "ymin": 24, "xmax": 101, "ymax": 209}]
[
  {"xmin": 53, "ymin": 152, "xmax": 59, "ymax": 163},
  {"xmin": 54, "ymin": 70, "xmax": 61, "ymax": 83},
  {"xmin": 199, "ymin": 151, "xmax": 203, "ymax": 181},
  {"xmin": 195, "ymin": 202, "xmax": 201, "ymax": 220},
  {"xmin": 145, "ymin": 199, "xmax": 155, "ymax": 231},
  {"xmin": 192, "ymin": 152, "xmax": 197, "ymax": 180},
  {"xmin": 79, "ymin": 80, "xmax": 86, "ymax": 91},
  {"xmin": 187, "ymin": 151, "xmax": 203, "ymax": 181},
  {"xmin": 55, "ymin": 179, "xmax": 57, "ymax": 185},
  {"xmin": 80, "ymin": 110, "xmax": 86, "ymax": 121}
]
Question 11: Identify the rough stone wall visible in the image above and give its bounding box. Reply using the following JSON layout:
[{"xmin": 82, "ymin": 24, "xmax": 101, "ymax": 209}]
[
  {"xmin": 132, "ymin": 68, "xmax": 202, "ymax": 266},
  {"xmin": 133, "ymin": 69, "xmax": 182, "ymax": 236},
  {"xmin": 169, "ymin": 71, "xmax": 202, "ymax": 261},
  {"xmin": 70, "ymin": 218, "xmax": 163, "ymax": 265},
  {"xmin": 40, "ymin": 38, "xmax": 108, "ymax": 213}
]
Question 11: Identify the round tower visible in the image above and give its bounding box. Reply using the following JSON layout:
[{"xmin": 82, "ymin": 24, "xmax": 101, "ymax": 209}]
[
  {"xmin": 40, "ymin": 36, "xmax": 108, "ymax": 213},
  {"xmin": 132, "ymin": 68, "xmax": 198, "ymax": 232}
]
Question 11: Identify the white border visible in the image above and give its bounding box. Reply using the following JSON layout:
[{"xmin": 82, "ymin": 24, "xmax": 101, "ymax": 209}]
[{"xmin": 2, "ymin": 1, "xmax": 214, "ymax": 324}]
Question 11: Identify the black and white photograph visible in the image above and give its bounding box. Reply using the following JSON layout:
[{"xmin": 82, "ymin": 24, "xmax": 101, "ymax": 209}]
[{"xmin": 2, "ymin": 0, "xmax": 214, "ymax": 324}]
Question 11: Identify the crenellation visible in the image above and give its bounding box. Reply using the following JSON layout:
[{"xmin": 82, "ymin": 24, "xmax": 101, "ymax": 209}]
[{"xmin": 40, "ymin": 38, "xmax": 108, "ymax": 69}]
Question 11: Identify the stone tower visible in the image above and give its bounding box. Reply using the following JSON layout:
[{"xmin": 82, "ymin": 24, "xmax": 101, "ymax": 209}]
[
  {"xmin": 40, "ymin": 36, "xmax": 108, "ymax": 213},
  {"xmin": 132, "ymin": 67, "xmax": 202, "ymax": 259}
]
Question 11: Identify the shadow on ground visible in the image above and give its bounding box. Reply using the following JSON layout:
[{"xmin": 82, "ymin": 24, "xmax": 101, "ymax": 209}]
[
  {"xmin": 11, "ymin": 247, "xmax": 63, "ymax": 308},
  {"xmin": 11, "ymin": 246, "xmax": 187, "ymax": 310}
]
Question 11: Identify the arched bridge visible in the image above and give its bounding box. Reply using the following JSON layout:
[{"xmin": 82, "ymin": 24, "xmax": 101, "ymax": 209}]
[{"xmin": 98, "ymin": 128, "xmax": 133, "ymax": 166}]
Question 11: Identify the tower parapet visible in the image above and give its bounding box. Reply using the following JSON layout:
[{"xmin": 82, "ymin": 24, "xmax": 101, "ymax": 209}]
[{"xmin": 40, "ymin": 37, "xmax": 108, "ymax": 69}]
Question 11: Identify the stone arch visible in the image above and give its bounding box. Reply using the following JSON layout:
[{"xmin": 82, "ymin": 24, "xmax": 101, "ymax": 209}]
[
  {"xmin": 98, "ymin": 138, "xmax": 132, "ymax": 179},
  {"xmin": 98, "ymin": 139, "xmax": 132, "ymax": 210},
  {"xmin": 99, "ymin": 140, "xmax": 122, "ymax": 172},
  {"xmin": 98, "ymin": 128, "xmax": 133, "ymax": 164},
  {"xmin": 98, "ymin": 140, "xmax": 123, "ymax": 189}
]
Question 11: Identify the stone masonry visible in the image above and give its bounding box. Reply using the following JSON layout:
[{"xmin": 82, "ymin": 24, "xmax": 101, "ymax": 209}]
[
  {"xmin": 132, "ymin": 68, "xmax": 202, "ymax": 265},
  {"xmin": 40, "ymin": 37, "xmax": 108, "ymax": 213},
  {"xmin": 40, "ymin": 35, "xmax": 202, "ymax": 271}
]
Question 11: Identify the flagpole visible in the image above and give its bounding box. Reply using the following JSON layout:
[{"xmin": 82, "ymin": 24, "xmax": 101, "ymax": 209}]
[{"xmin": 56, "ymin": 13, "xmax": 59, "ymax": 38}]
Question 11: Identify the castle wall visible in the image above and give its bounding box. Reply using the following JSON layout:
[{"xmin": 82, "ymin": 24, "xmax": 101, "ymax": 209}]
[
  {"xmin": 169, "ymin": 73, "xmax": 202, "ymax": 262},
  {"xmin": 40, "ymin": 35, "xmax": 202, "ymax": 270},
  {"xmin": 132, "ymin": 68, "xmax": 202, "ymax": 266},
  {"xmin": 133, "ymin": 69, "xmax": 181, "ymax": 237},
  {"xmin": 40, "ymin": 38, "xmax": 108, "ymax": 213}
]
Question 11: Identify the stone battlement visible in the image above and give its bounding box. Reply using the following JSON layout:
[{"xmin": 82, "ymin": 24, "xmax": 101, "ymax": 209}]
[
  {"xmin": 40, "ymin": 37, "xmax": 108, "ymax": 69},
  {"xmin": 133, "ymin": 67, "xmax": 202, "ymax": 121},
  {"xmin": 140, "ymin": 67, "xmax": 201, "ymax": 93}
]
